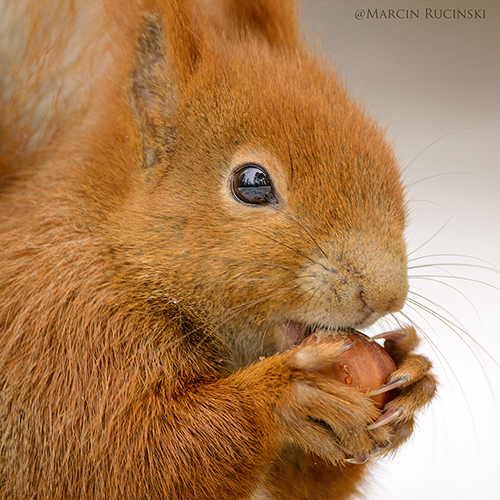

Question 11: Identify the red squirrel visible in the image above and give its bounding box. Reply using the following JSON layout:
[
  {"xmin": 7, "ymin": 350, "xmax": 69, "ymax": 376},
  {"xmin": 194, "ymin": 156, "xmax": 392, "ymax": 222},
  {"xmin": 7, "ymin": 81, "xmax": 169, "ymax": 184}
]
[{"xmin": 0, "ymin": 0, "xmax": 437, "ymax": 498}]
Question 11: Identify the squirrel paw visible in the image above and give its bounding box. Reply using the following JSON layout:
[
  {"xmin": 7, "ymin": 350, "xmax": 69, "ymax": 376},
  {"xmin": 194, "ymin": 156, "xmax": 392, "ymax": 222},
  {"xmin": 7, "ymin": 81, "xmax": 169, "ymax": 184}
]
[
  {"xmin": 269, "ymin": 326, "xmax": 436, "ymax": 464},
  {"xmin": 275, "ymin": 341, "xmax": 388, "ymax": 463}
]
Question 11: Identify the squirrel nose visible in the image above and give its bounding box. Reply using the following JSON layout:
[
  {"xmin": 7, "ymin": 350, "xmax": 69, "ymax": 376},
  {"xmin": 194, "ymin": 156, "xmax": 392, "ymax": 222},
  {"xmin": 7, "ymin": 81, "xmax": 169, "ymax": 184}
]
[
  {"xmin": 359, "ymin": 290, "xmax": 373, "ymax": 313},
  {"xmin": 359, "ymin": 282, "xmax": 407, "ymax": 315},
  {"xmin": 342, "ymin": 233, "xmax": 409, "ymax": 315}
]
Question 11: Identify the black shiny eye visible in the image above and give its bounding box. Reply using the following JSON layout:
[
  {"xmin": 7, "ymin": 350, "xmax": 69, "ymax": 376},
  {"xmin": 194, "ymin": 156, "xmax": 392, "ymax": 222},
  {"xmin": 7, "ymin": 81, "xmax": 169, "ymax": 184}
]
[{"xmin": 230, "ymin": 165, "xmax": 278, "ymax": 206}]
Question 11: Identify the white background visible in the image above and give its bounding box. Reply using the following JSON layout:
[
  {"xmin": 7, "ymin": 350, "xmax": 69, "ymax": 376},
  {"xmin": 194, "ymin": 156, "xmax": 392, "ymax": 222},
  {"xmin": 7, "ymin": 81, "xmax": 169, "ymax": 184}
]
[{"xmin": 300, "ymin": 1, "xmax": 500, "ymax": 499}]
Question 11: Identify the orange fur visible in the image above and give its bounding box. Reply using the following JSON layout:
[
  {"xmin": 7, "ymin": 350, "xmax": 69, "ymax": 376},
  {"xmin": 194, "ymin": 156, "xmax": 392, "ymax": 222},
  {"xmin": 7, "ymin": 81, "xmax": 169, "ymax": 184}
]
[{"xmin": 0, "ymin": 1, "xmax": 436, "ymax": 499}]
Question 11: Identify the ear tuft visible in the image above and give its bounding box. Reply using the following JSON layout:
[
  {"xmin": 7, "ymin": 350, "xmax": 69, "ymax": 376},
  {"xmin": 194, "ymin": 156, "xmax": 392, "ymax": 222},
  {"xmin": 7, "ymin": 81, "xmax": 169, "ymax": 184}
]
[
  {"xmin": 129, "ymin": 2, "xmax": 207, "ymax": 169},
  {"xmin": 222, "ymin": 0, "xmax": 299, "ymax": 49},
  {"xmin": 130, "ymin": 14, "xmax": 175, "ymax": 168},
  {"xmin": 131, "ymin": 13, "xmax": 170, "ymax": 108}
]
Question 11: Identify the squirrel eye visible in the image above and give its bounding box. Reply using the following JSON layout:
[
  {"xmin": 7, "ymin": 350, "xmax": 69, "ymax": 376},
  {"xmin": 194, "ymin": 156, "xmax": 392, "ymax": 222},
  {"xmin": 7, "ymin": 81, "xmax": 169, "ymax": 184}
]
[{"xmin": 230, "ymin": 165, "xmax": 278, "ymax": 206}]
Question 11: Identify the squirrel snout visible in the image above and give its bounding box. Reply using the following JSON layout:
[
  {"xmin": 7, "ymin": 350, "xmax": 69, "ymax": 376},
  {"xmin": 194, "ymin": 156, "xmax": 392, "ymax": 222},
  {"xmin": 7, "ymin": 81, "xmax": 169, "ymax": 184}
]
[{"xmin": 296, "ymin": 241, "xmax": 408, "ymax": 328}]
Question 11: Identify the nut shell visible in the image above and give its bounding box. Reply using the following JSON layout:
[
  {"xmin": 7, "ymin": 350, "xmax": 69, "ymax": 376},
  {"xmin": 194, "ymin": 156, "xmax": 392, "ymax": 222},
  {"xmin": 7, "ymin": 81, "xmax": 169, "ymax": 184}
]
[{"xmin": 301, "ymin": 330, "xmax": 397, "ymax": 408}]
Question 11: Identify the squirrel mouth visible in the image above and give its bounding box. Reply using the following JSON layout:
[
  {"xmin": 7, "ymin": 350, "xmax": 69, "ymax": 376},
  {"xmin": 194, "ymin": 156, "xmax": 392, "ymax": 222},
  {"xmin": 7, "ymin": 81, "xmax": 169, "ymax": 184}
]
[
  {"xmin": 282, "ymin": 321, "xmax": 352, "ymax": 347},
  {"xmin": 282, "ymin": 322, "xmax": 313, "ymax": 346}
]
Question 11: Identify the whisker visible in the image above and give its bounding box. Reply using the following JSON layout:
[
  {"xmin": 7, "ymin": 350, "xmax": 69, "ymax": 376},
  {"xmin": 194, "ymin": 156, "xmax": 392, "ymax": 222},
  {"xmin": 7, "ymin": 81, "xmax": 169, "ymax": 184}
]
[
  {"xmin": 204, "ymin": 285, "xmax": 307, "ymax": 350},
  {"xmin": 406, "ymin": 297, "xmax": 500, "ymax": 373},
  {"xmin": 408, "ymin": 253, "xmax": 497, "ymax": 268},
  {"xmin": 395, "ymin": 307, "xmax": 481, "ymax": 441},
  {"xmin": 406, "ymin": 171, "xmax": 479, "ymax": 188},
  {"xmin": 408, "ymin": 288, "xmax": 481, "ymax": 331},
  {"xmin": 408, "ymin": 282, "xmax": 483, "ymax": 328},
  {"xmin": 404, "ymin": 297, "xmax": 500, "ymax": 421},
  {"xmin": 220, "ymin": 285, "xmax": 301, "ymax": 320},
  {"xmin": 201, "ymin": 276, "xmax": 289, "ymax": 285},
  {"xmin": 171, "ymin": 284, "xmax": 301, "ymax": 350},
  {"xmin": 304, "ymin": 287, "xmax": 325, "ymax": 324},
  {"xmin": 409, "ymin": 275, "xmax": 500, "ymax": 293},
  {"xmin": 402, "ymin": 125, "xmax": 490, "ymax": 174},
  {"xmin": 207, "ymin": 256, "xmax": 291, "ymax": 270},
  {"xmin": 393, "ymin": 309, "xmax": 458, "ymax": 388},
  {"xmin": 408, "ymin": 263, "xmax": 500, "ymax": 274},
  {"xmin": 271, "ymin": 287, "xmax": 316, "ymax": 322},
  {"xmin": 407, "ymin": 199, "xmax": 453, "ymax": 210},
  {"xmin": 145, "ymin": 253, "xmax": 293, "ymax": 271},
  {"xmin": 201, "ymin": 272, "xmax": 318, "ymax": 286},
  {"xmin": 283, "ymin": 212, "xmax": 329, "ymax": 260},
  {"xmin": 265, "ymin": 233, "xmax": 330, "ymax": 272},
  {"xmin": 407, "ymin": 213, "xmax": 457, "ymax": 257}
]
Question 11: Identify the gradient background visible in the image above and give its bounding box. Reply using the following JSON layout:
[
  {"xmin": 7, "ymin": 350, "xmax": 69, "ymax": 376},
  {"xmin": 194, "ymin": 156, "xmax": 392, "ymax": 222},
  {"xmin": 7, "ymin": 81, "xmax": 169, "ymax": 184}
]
[{"xmin": 300, "ymin": 1, "xmax": 500, "ymax": 498}]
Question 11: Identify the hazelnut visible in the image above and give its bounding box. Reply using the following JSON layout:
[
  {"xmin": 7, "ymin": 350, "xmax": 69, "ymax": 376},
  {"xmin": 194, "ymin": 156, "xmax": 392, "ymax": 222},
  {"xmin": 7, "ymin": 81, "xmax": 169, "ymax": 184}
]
[{"xmin": 301, "ymin": 330, "xmax": 397, "ymax": 408}]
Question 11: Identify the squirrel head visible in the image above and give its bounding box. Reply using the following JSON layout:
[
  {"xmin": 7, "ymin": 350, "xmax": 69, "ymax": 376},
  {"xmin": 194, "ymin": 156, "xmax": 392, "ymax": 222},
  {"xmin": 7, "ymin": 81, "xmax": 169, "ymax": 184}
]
[{"xmin": 98, "ymin": 0, "xmax": 408, "ymax": 363}]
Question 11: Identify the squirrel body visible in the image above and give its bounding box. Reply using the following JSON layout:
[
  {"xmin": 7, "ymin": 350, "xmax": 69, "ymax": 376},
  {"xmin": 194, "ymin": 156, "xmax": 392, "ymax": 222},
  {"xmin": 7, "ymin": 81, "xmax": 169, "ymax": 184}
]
[{"xmin": 0, "ymin": 1, "xmax": 436, "ymax": 498}]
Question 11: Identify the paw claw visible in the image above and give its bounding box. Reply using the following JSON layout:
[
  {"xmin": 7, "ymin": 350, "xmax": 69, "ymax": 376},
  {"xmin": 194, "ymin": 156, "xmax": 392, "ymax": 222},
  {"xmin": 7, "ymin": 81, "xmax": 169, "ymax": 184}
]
[
  {"xmin": 372, "ymin": 327, "xmax": 419, "ymax": 361},
  {"xmin": 367, "ymin": 407, "xmax": 404, "ymax": 430},
  {"xmin": 376, "ymin": 439, "xmax": 391, "ymax": 449},
  {"xmin": 372, "ymin": 329, "xmax": 406, "ymax": 342},
  {"xmin": 345, "ymin": 453, "xmax": 369, "ymax": 464},
  {"xmin": 370, "ymin": 376, "xmax": 409, "ymax": 396}
]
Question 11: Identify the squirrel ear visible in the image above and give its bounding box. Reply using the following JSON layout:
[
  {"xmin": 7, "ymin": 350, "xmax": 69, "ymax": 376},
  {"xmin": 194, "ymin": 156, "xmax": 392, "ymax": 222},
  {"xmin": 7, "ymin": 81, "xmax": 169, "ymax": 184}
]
[
  {"xmin": 130, "ymin": 3, "xmax": 204, "ymax": 168},
  {"xmin": 222, "ymin": 0, "xmax": 299, "ymax": 49},
  {"xmin": 130, "ymin": 14, "xmax": 175, "ymax": 168}
]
